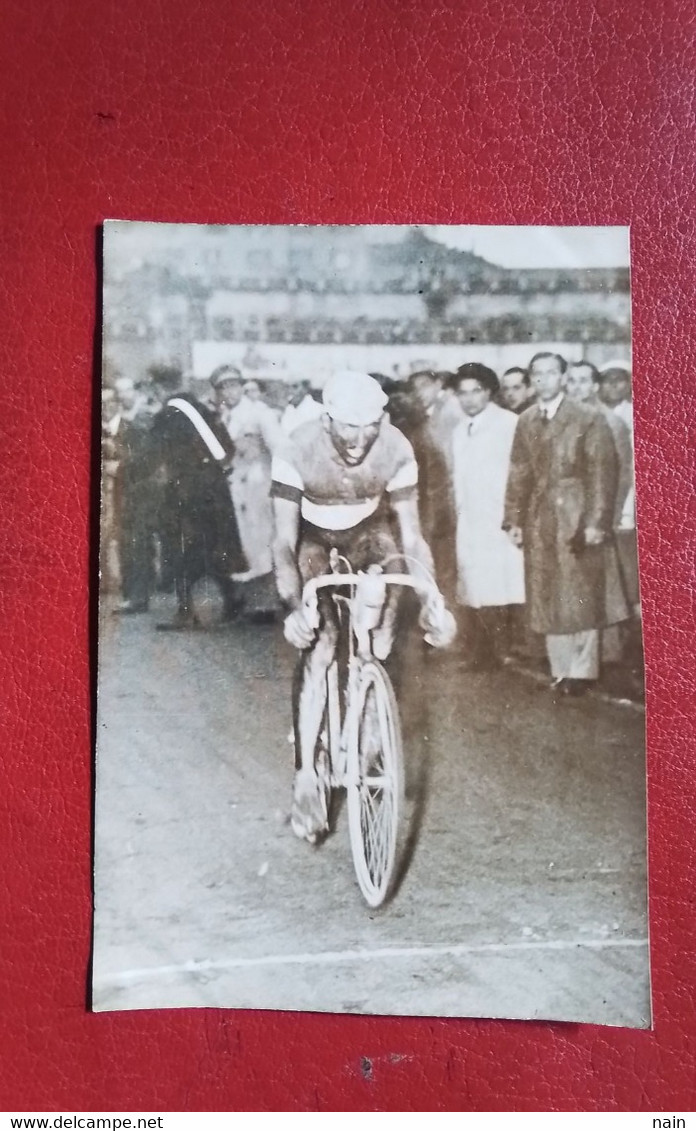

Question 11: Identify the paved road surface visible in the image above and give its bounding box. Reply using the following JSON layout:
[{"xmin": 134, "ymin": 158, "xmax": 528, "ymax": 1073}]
[{"xmin": 93, "ymin": 597, "xmax": 649, "ymax": 1026}]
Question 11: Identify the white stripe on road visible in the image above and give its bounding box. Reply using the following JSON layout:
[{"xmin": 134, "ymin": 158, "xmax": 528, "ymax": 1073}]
[{"xmin": 97, "ymin": 937, "xmax": 649, "ymax": 987}]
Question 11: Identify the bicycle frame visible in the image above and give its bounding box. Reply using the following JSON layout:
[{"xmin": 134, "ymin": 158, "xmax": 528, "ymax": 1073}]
[
  {"xmin": 298, "ymin": 562, "xmax": 439, "ymax": 905},
  {"xmin": 302, "ymin": 569, "xmax": 432, "ymax": 787}
]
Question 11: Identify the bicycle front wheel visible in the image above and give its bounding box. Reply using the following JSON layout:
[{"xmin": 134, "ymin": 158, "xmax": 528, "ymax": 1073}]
[{"xmin": 347, "ymin": 660, "xmax": 405, "ymax": 908}]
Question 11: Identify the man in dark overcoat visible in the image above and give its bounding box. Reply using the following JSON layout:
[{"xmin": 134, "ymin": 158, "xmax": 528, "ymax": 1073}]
[
  {"xmin": 503, "ymin": 352, "xmax": 618, "ymax": 694},
  {"xmin": 148, "ymin": 367, "xmax": 247, "ymax": 630}
]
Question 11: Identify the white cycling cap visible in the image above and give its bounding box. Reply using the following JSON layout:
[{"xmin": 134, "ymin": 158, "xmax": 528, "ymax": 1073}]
[{"xmin": 322, "ymin": 370, "xmax": 388, "ymax": 426}]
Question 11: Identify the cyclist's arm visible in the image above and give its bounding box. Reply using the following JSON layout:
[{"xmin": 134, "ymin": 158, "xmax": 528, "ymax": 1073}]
[
  {"xmin": 272, "ymin": 494, "xmax": 304, "ymax": 611},
  {"xmin": 391, "ymin": 494, "xmax": 456, "ymax": 648},
  {"xmin": 390, "ymin": 495, "xmax": 436, "ymax": 584}
]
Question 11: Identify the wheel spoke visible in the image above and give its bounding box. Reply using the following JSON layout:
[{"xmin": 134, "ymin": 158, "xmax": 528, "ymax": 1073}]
[
  {"xmin": 364, "ymin": 796, "xmax": 380, "ymax": 873},
  {"xmin": 363, "ymin": 787, "xmax": 381, "ymax": 869},
  {"xmin": 361, "ymin": 781, "xmax": 394, "ymax": 885}
]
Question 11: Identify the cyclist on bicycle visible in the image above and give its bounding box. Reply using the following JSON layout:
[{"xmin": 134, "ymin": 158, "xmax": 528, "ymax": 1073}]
[{"xmin": 271, "ymin": 369, "xmax": 456, "ymax": 842}]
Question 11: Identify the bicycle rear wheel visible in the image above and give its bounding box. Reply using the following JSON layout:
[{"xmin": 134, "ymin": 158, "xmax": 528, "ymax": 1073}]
[{"xmin": 347, "ymin": 660, "xmax": 405, "ymax": 907}]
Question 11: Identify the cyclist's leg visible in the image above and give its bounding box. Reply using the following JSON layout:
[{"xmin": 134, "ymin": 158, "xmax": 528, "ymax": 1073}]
[
  {"xmin": 295, "ymin": 601, "xmax": 339, "ymax": 774},
  {"xmin": 290, "ymin": 538, "xmax": 338, "ymax": 842},
  {"xmin": 352, "ymin": 521, "xmax": 402, "ymax": 660}
]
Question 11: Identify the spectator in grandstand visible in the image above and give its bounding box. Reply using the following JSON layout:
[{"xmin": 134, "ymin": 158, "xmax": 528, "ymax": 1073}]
[
  {"xmin": 450, "ymin": 364, "xmax": 525, "ymax": 669},
  {"xmin": 504, "ymin": 352, "xmax": 618, "ymax": 696},
  {"xmin": 500, "ymin": 366, "xmax": 536, "ymax": 415},
  {"xmin": 280, "ymin": 379, "xmax": 324, "ymax": 436}
]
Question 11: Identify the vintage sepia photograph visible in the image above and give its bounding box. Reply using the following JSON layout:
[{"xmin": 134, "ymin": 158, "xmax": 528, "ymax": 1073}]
[{"xmin": 94, "ymin": 223, "xmax": 649, "ymax": 1025}]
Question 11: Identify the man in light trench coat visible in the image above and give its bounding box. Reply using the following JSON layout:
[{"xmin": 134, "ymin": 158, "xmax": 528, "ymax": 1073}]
[{"xmin": 503, "ymin": 352, "xmax": 618, "ymax": 696}]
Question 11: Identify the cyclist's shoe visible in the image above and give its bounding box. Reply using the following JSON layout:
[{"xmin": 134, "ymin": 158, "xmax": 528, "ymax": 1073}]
[{"xmin": 291, "ymin": 768, "xmax": 329, "ymax": 844}]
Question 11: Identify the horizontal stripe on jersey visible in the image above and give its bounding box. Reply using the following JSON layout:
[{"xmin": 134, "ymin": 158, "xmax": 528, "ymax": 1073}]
[{"xmin": 301, "ymin": 496, "xmax": 381, "ymax": 530}]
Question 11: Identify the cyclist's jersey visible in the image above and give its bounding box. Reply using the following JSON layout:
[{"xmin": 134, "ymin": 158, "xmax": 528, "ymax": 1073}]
[{"xmin": 270, "ymin": 417, "xmax": 419, "ymax": 531}]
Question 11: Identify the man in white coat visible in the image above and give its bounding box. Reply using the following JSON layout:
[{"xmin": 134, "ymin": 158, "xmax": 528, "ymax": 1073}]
[
  {"xmin": 450, "ymin": 363, "xmax": 525, "ymax": 668},
  {"xmin": 210, "ymin": 366, "xmax": 283, "ymax": 579}
]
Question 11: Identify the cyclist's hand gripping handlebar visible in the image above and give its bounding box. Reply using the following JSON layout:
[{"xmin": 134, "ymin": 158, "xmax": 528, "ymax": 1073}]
[
  {"xmin": 283, "ymin": 591, "xmax": 320, "ymax": 650},
  {"xmin": 294, "ymin": 570, "xmax": 456, "ymax": 651}
]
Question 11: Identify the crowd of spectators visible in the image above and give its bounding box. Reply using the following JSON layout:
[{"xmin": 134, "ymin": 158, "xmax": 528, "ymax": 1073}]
[{"xmin": 102, "ymin": 354, "xmax": 640, "ymax": 698}]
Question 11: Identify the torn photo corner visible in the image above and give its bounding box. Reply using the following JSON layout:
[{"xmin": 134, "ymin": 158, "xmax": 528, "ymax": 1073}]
[{"xmin": 94, "ymin": 221, "xmax": 649, "ymax": 1027}]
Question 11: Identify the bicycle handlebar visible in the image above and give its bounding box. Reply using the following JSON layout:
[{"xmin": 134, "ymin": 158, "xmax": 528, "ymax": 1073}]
[
  {"xmin": 302, "ymin": 571, "xmax": 436, "ymax": 605},
  {"xmin": 301, "ymin": 571, "xmax": 441, "ymax": 631}
]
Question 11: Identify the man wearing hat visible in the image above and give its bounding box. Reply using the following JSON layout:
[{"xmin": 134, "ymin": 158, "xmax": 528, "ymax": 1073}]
[
  {"xmin": 271, "ymin": 369, "xmax": 455, "ymax": 842},
  {"xmin": 212, "ymin": 365, "xmax": 280, "ymax": 584}
]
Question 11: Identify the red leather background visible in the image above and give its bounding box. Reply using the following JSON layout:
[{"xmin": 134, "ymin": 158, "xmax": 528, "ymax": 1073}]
[{"xmin": 1, "ymin": 0, "xmax": 694, "ymax": 1112}]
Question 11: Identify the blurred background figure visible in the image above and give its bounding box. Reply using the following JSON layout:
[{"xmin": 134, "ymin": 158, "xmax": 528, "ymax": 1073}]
[
  {"xmin": 402, "ymin": 369, "xmax": 461, "ymax": 601},
  {"xmin": 598, "ymin": 361, "xmax": 633, "ymax": 434},
  {"xmin": 111, "ymin": 375, "xmax": 156, "ymax": 614},
  {"xmin": 500, "ymin": 366, "xmax": 536, "ymax": 415},
  {"xmin": 596, "ymin": 362, "xmax": 640, "ymax": 643},
  {"xmin": 212, "ymin": 366, "xmax": 280, "ymax": 606},
  {"xmin": 210, "ymin": 364, "xmax": 245, "ymax": 421},
  {"xmin": 243, "ymin": 379, "xmax": 262, "ymax": 402},
  {"xmin": 406, "ymin": 369, "xmax": 463, "ymax": 472},
  {"xmin": 100, "ymin": 386, "xmax": 121, "ymax": 592},
  {"xmin": 280, "ymin": 379, "xmax": 323, "ymax": 435},
  {"xmin": 384, "ymin": 381, "xmax": 419, "ymax": 436},
  {"xmin": 450, "ymin": 364, "xmax": 524, "ymax": 669},
  {"xmin": 566, "ymin": 361, "xmax": 632, "ymax": 499},
  {"xmin": 565, "ymin": 361, "xmax": 634, "ymax": 664}
]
